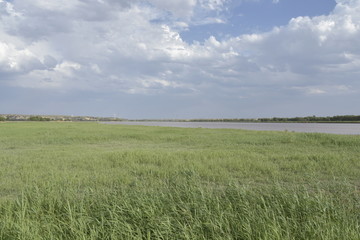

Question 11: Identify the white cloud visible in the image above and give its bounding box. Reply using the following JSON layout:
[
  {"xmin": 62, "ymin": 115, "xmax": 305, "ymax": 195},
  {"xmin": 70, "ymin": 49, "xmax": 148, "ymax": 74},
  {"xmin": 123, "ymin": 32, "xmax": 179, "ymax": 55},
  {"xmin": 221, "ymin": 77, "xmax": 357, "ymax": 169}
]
[
  {"xmin": 0, "ymin": 41, "xmax": 43, "ymax": 73},
  {"xmin": 28, "ymin": 0, "xmax": 81, "ymax": 12},
  {"xmin": 11, "ymin": 61, "xmax": 82, "ymax": 89},
  {"xmin": 147, "ymin": 0, "xmax": 197, "ymax": 19},
  {"xmin": 145, "ymin": 0, "xmax": 228, "ymax": 20},
  {"xmin": 292, "ymin": 85, "xmax": 354, "ymax": 96},
  {"xmin": 0, "ymin": 0, "xmax": 360, "ymax": 102},
  {"xmin": 229, "ymin": 0, "xmax": 360, "ymax": 77},
  {"xmin": 199, "ymin": 0, "xmax": 228, "ymax": 11}
]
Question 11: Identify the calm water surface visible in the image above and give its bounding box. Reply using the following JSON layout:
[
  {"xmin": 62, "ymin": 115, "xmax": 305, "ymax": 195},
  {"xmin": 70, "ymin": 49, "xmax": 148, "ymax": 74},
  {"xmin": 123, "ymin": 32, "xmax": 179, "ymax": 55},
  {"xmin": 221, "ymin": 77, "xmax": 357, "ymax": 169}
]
[{"xmin": 103, "ymin": 122, "xmax": 360, "ymax": 135}]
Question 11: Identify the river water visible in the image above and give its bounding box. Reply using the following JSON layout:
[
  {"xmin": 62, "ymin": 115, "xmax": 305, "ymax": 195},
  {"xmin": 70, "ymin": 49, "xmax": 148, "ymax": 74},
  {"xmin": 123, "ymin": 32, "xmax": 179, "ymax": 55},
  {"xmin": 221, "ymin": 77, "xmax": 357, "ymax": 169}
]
[{"xmin": 102, "ymin": 121, "xmax": 360, "ymax": 135}]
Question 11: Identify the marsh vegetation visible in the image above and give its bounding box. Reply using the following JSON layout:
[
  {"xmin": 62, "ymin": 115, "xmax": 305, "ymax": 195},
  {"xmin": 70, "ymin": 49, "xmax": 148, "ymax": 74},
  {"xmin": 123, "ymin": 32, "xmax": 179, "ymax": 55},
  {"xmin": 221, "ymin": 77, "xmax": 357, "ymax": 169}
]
[{"xmin": 0, "ymin": 122, "xmax": 359, "ymax": 239}]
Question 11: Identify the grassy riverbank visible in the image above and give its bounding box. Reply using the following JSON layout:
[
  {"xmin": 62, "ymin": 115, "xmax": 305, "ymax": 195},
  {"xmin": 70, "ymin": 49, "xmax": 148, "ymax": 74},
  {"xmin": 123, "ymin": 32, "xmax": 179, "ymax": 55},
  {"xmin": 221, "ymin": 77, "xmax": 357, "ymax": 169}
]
[{"xmin": 0, "ymin": 122, "xmax": 359, "ymax": 239}]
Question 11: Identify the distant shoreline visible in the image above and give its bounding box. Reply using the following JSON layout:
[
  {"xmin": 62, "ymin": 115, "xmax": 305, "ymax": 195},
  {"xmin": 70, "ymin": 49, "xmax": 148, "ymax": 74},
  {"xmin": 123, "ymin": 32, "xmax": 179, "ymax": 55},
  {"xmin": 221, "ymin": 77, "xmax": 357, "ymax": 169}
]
[
  {"xmin": 126, "ymin": 120, "xmax": 360, "ymax": 124},
  {"xmin": 1, "ymin": 114, "xmax": 360, "ymax": 123}
]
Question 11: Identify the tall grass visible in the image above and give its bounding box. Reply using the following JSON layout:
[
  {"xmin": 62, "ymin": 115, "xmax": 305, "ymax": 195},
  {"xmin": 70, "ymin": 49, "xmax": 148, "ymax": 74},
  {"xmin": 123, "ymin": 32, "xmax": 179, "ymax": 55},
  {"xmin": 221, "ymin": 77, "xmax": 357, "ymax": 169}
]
[{"xmin": 0, "ymin": 122, "xmax": 359, "ymax": 239}]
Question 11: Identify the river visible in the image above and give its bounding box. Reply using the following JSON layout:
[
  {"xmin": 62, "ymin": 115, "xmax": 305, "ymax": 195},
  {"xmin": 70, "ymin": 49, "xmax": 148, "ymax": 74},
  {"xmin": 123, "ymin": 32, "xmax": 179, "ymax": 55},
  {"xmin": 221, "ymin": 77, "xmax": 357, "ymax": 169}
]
[{"xmin": 102, "ymin": 121, "xmax": 360, "ymax": 135}]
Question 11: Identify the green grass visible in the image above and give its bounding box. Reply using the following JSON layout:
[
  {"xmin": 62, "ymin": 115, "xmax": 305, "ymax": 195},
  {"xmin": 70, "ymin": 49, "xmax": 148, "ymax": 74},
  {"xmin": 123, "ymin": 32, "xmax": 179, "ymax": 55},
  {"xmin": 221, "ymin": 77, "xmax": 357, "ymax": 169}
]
[{"xmin": 0, "ymin": 122, "xmax": 359, "ymax": 239}]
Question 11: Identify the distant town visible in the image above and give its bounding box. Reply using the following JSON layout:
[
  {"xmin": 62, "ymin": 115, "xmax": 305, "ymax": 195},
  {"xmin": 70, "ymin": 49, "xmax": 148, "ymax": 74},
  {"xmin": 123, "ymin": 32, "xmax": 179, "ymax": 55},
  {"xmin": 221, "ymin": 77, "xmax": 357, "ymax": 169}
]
[{"xmin": 0, "ymin": 114, "xmax": 123, "ymax": 122}]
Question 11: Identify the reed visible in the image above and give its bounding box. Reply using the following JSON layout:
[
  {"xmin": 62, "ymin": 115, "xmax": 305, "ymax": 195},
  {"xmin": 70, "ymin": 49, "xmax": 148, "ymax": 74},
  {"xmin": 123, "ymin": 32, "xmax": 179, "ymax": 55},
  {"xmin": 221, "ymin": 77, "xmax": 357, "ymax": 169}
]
[{"xmin": 0, "ymin": 122, "xmax": 359, "ymax": 239}]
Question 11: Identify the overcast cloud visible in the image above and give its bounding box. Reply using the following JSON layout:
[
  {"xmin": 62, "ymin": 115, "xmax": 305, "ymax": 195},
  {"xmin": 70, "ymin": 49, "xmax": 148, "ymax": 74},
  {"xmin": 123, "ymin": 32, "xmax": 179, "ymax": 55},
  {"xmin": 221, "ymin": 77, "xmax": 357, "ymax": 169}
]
[{"xmin": 0, "ymin": 0, "xmax": 359, "ymax": 118}]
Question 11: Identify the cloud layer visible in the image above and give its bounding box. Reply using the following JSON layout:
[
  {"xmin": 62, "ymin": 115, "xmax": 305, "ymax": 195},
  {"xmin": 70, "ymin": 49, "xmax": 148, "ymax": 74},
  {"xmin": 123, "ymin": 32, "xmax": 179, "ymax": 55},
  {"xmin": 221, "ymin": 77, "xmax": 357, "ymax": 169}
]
[{"xmin": 0, "ymin": 0, "xmax": 359, "ymax": 117}]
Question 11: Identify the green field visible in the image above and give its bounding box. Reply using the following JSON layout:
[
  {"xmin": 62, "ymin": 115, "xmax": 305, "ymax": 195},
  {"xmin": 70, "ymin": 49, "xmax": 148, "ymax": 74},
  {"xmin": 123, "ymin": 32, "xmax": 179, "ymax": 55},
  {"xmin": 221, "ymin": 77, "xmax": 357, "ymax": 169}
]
[{"xmin": 0, "ymin": 122, "xmax": 359, "ymax": 239}]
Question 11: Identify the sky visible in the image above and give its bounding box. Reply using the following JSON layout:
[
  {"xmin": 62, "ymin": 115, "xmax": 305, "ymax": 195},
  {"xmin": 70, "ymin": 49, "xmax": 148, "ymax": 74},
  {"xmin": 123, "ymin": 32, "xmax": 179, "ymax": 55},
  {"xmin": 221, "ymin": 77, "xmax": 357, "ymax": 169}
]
[{"xmin": 0, "ymin": 0, "xmax": 359, "ymax": 119}]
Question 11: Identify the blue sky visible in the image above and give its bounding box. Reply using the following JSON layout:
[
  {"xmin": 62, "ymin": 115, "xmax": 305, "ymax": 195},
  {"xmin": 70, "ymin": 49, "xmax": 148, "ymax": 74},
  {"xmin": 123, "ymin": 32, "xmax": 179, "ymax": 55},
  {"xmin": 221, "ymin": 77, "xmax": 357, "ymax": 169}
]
[
  {"xmin": 0, "ymin": 0, "xmax": 359, "ymax": 119},
  {"xmin": 182, "ymin": 0, "xmax": 336, "ymax": 42}
]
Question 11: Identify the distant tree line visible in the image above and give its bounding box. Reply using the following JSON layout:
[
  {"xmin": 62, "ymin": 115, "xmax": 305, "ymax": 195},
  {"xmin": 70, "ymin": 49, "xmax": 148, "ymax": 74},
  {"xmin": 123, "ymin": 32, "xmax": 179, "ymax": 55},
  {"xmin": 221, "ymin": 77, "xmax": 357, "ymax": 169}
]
[
  {"xmin": 0, "ymin": 116, "xmax": 51, "ymax": 121},
  {"xmin": 28, "ymin": 116, "xmax": 51, "ymax": 121},
  {"xmin": 258, "ymin": 115, "xmax": 360, "ymax": 122},
  {"xmin": 188, "ymin": 115, "xmax": 360, "ymax": 123}
]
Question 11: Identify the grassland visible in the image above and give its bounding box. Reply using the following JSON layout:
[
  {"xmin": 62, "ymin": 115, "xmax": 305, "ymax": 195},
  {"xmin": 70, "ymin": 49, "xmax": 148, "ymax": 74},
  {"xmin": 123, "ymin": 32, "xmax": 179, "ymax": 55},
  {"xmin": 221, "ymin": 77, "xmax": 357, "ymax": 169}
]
[{"xmin": 0, "ymin": 122, "xmax": 359, "ymax": 239}]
